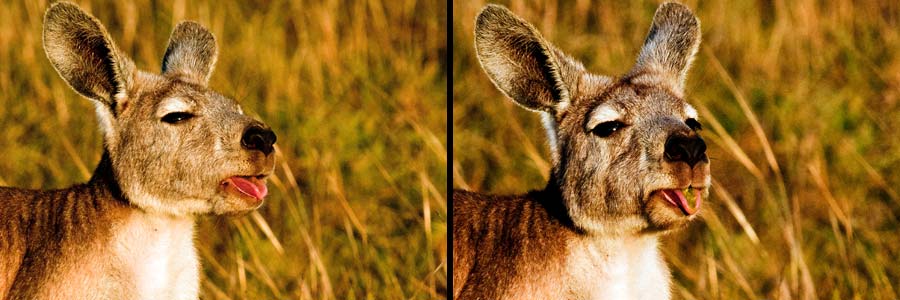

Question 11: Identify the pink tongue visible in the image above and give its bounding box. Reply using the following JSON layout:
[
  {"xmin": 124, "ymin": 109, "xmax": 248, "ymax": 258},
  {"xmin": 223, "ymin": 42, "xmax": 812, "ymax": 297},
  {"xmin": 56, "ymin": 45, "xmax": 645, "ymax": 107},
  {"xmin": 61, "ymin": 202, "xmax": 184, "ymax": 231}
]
[
  {"xmin": 661, "ymin": 189, "xmax": 701, "ymax": 216},
  {"xmin": 229, "ymin": 176, "xmax": 268, "ymax": 200}
]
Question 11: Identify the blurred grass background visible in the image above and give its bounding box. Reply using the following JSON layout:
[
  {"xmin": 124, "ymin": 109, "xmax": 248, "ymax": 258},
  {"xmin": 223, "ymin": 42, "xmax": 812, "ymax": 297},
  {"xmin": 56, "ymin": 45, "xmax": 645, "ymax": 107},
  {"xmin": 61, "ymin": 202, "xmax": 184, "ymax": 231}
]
[
  {"xmin": 0, "ymin": 0, "xmax": 446, "ymax": 299},
  {"xmin": 453, "ymin": 0, "xmax": 899, "ymax": 299}
]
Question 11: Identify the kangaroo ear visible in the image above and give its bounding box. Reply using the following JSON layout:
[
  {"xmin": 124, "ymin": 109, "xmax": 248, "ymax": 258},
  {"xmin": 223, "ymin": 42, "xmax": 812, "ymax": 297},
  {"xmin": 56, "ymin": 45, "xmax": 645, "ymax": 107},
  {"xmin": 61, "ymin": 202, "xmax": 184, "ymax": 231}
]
[
  {"xmin": 162, "ymin": 21, "xmax": 218, "ymax": 86},
  {"xmin": 475, "ymin": 4, "xmax": 584, "ymax": 113},
  {"xmin": 631, "ymin": 2, "xmax": 700, "ymax": 93},
  {"xmin": 43, "ymin": 2, "xmax": 134, "ymax": 107}
]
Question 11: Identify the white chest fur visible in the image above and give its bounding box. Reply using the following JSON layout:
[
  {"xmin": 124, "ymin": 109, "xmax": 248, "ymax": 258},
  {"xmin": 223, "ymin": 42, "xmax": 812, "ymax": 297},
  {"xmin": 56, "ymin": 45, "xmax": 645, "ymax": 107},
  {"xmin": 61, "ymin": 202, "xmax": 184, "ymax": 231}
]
[
  {"xmin": 565, "ymin": 236, "xmax": 671, "ymax": 300},
  {"xmin": 113, "ymin": 212, "xmax": 199, "ymax": 300}
]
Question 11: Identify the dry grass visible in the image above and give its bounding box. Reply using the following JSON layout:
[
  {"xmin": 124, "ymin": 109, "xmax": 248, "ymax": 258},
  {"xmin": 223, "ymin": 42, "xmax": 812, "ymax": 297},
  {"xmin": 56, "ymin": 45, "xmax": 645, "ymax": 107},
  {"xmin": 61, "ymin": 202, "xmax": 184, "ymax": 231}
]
[
  {"xmin": 0, "ymin": 0, "xmax": 446, "ymax": 299},
  {"xmin": 453, "ymin": 0, "xmax": 900, "ymax": 299}
]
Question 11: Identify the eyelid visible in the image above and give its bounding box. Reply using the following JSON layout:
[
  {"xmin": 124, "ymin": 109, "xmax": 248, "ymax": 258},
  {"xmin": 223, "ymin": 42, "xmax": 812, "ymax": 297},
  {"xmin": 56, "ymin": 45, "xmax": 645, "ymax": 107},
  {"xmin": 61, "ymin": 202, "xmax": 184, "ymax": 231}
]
[
  {"xmin": 156, "ymin": 97, "xmax": 194, "ymax": 118},
  {"xmin": 585, "ymin": 104, "xmax": 622, "ymax": 131}
]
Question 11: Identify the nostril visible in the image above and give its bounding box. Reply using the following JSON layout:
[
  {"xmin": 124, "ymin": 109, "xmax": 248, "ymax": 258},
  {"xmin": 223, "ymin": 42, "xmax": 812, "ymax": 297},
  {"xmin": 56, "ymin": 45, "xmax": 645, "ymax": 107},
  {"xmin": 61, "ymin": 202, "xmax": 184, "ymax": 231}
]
[
  {"xmin": 690, "ymin": 138, "xmax": 707, "ymax": 161},
  {"xmin": 664, "ymin": 134, "xmax": 707, "ymax": 167},
  {"xmin": 241, "ymin": 125, "xmax": 276, "ymax": 155},
  {"xmin": 262, "ymin": 129, "xmax": 277, "ymax": 146},
  {"xmin": 664, "ymin": 137, "xmax": 685, "ymax": 161}
]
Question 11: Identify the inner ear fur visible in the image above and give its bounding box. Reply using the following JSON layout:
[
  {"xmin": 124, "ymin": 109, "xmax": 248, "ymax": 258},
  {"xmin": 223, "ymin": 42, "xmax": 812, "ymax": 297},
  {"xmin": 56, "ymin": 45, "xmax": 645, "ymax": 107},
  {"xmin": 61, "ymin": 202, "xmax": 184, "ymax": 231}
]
[
  {"xmin": 474, "ymin": 4, "xmax": 584, "ymax": 114},
  {"xmin": 162, "ymin": 21, "xmax": 218, "ymax": 86},
  {"xmin": 630, "ymin": 2, "xmax": 701, "ymax": 93},
  {"xmin": 43, "ymin": 1, "xmax": 134, "ymax": 107}
]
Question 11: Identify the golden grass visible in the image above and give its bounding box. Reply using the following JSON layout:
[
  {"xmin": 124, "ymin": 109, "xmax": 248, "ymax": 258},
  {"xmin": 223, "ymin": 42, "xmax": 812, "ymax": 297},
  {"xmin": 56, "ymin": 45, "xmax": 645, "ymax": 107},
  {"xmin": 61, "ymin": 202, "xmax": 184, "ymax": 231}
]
[
  {"xmin": 0, "ymin": 0, "xmax": 446, "ymax": 299},
  {"xmin": 453, "ymin": 0, "xmax": 899, "ymax": 299}
]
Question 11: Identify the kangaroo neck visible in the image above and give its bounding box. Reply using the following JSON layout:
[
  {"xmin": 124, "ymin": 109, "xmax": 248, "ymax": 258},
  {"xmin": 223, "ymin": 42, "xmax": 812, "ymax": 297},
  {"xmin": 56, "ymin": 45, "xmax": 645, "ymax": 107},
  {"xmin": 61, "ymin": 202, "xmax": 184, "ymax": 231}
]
[
  {"xmin": 89, "ymin": 152, "xmax": 200, "ymax": 299},
  {"xmin": 87, "ymin": 151, "xmax": 129, "ymax": 206}
]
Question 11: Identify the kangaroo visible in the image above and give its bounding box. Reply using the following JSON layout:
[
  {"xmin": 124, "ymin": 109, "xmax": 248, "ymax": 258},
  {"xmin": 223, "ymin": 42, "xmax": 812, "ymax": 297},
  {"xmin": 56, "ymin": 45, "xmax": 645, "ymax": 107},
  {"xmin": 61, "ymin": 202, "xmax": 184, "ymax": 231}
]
[
  {"xmin": 454, "ymin": 2, "xmax": 708, "ymax": 299},
  {"xmin": 0, "ymin": 2, "xmax": 276, "ymax": 299}
]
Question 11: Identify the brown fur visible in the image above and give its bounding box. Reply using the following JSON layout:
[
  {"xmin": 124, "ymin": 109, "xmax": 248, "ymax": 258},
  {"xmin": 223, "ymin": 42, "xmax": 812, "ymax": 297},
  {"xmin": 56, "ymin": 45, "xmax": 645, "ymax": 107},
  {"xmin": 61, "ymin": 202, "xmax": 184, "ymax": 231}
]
[
  {"xmin": 0, "ymin": 2, "xmax": 276, "ymax": 299},
  {"xmin": 455, "ymin": 2, "xmax": 709, "ymax": 299},
  {"xmin": 0, "ymin": 159, "xmax": 130, "ymax": 299},
  {"xmin": 453, "ymin": 188, "xmax": 575, "ymax": 299}
]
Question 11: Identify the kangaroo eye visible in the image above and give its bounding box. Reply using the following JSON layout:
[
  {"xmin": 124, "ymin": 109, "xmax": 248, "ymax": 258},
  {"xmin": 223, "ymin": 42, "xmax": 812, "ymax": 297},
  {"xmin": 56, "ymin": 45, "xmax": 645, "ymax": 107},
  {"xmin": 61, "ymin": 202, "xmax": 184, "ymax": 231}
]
[
  {"xmin": 685, "ymin": 118, "xmax": 702, "ymax": 131},
  {"xmin": 591, "ymin": 121, "xmax": 626, "ymax": 137},
  {"xmin": 161, "ymin": 112, "xmax": 194, "ymax": 124}
]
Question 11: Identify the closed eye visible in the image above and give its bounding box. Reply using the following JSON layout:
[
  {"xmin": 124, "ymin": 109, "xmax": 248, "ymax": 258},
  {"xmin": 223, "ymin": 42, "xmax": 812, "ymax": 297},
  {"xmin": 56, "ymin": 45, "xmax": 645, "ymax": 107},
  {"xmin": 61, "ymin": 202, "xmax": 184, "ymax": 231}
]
[
  {"xmin": 591, "ymin": 121, "xmax": 627, "ymax": 137},
  {"xmin": 161, "ymin": 112, "xmax": 195, "ymax": 124},
  {"xmin": 686, "ymin": 118, "xmax": 702, "ymax": 131}
]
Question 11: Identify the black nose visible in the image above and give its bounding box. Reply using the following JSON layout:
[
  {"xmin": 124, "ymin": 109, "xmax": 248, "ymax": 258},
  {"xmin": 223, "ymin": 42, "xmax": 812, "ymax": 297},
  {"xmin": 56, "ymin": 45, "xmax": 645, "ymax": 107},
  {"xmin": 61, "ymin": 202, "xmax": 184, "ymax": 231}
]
[
  {"xmin": 664, "ymin": 134, "xmax": 707, "ymax": 167},
  {"xmin": 241, "ymin": 124, "xmax": 277, "ymax": 155}
]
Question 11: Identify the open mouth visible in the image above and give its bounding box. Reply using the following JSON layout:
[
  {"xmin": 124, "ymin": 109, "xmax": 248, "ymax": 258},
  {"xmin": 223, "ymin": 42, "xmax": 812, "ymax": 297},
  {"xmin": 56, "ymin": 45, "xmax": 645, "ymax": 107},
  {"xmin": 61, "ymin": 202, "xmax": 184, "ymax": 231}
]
[
  {"xmin": 221, "ymin": 175, "xmax": 269, "ymax": 201},
  {"xmin": 656, "ymin": 187, "xmax": 703, "ymax": 216}
]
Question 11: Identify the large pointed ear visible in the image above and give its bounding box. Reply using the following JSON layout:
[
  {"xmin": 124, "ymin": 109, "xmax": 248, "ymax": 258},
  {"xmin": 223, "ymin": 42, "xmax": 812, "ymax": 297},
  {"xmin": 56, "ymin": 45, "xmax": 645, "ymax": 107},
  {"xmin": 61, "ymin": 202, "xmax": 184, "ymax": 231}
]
[
  {"xmin": 43, "ymin": 2, "xmax": 134, "ymax": 107},
  {"xmin": 631, "ymin": 2, "xmax": 700, "ymax": 93},
  {"xmin": 475, "ymin": 4, "xmax": 584, "ymax": 113},
  {"xmin": 161, "ymin": 21, "xmax": 218, "ymax": 86}
]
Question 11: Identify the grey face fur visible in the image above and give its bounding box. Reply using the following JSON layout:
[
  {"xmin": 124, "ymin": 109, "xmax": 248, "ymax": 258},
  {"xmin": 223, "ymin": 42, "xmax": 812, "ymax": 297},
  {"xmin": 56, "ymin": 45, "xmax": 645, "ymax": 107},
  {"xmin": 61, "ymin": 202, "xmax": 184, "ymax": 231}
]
[
  {"xmin": 43, "ymin": 3, "xmax": 275, "ymax": 216},
  {"xmin": 475, "ymin": 2, "xmax": 710, "ymax": 234}
]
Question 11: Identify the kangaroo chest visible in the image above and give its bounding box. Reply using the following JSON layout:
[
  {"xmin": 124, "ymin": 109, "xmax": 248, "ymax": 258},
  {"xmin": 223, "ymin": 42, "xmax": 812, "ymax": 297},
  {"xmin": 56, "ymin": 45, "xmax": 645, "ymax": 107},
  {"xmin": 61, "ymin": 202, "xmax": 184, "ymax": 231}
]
[
  {"xmin": 563, "ymin": 237, "xmax": 670, "ymax": 300},
  {"xmin": 26, "ymin": 211, "xmax": 200, "ymax": 300},
  {"xmin": 496, "ymin": 236, "xmax": 671, "ymax": 300},
  {"xmin": 111, "ymin": 213, "xmax": 199, "ymax": 300}
]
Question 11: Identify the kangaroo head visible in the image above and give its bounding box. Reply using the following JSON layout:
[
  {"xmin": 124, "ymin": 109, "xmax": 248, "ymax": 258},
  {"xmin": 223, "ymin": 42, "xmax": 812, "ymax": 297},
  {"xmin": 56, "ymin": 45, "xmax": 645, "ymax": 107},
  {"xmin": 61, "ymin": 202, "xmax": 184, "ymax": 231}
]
[
  {"xmin": 42, "ymin": 2, "xmax": 276, "ymax": 216},
  {"xmin": 475, "ymin": 2, "xmax": 709, "ymax": 234}
]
